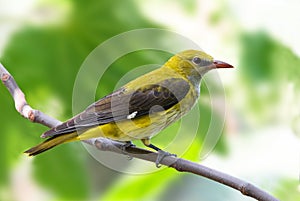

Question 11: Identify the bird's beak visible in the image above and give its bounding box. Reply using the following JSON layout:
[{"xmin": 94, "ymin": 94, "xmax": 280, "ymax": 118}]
[{"xmin": 213, "ymin": 60, "xmax": 234, "ymax": 68}]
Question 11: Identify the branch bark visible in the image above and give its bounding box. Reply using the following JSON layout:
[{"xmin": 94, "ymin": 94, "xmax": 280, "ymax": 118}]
[{"xmin": 0, "ymin": 62, "xmax": 279, "ymax": 201}]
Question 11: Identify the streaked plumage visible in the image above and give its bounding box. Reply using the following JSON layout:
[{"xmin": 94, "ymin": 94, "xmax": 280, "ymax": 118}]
[{"xmin": 25, "ymin": 50, "xmax": 233, "ymax": 156}]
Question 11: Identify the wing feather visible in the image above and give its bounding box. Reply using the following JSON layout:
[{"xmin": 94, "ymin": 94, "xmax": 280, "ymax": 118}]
[{"xmin": 42, "ymin": 78, "xmax": 190, "ymax": 138}]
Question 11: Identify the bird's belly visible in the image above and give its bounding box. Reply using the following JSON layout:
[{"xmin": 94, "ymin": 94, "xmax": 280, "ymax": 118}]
[
  {"xmin": 77, "ymin": 111, "xmax": 177, "ymax": 142},
  {"xmin": 109, "ymin": 112, "xmax": 173, "ymax": 141}
]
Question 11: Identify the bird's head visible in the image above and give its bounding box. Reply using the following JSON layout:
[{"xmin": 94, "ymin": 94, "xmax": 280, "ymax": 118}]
[{"xmin": 166, "ymin": 50, "xmax": 233, "ymax": 82}]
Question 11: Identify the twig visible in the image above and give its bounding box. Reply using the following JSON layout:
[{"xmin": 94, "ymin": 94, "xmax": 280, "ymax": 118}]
[
  {"xmin": 0, "ymin": 64, "xmax": 61, "ymax": 128},
  {"xmin": 0, "ymin": 62, "xmax": 279, "ymax": 201}
]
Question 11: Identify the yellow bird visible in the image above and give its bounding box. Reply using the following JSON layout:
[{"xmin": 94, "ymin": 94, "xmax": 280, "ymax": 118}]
[{"xmin": 25, "ymin": 50, "xmax": 233, "ymax": 157}]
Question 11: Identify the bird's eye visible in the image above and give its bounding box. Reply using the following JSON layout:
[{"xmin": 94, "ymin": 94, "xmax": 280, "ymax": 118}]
[{"xmin": 192, "ymin": 57, "xmax": 202, "ymax": 65}]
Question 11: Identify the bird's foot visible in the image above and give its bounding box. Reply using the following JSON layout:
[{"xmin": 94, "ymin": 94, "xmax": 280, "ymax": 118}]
[
  {"xmin": 121, "ymin": 141, "xmax": 135, "ymax": 160},
  {"xmin": 122, "ymin": 141, "xmax": 135, "ymax": 149},
  {"xmin": 155, "ymin": 150, "xmax": 176, "ymax": 168}
]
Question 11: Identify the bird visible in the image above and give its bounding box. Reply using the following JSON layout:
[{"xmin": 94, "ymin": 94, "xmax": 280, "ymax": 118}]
[{"xmin": 24, "ymin": 49, "xmax": 233, "ymax": 162}]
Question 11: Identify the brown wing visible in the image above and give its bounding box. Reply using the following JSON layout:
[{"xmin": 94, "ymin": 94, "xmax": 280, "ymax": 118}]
[{"xmin": 42, "ymin": 78, "xmax": 190, "ymax": 138}]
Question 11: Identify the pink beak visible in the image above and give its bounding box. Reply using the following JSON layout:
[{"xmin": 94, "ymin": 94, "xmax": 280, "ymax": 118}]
[{"xmin": 213, "ymin": 60, "xmax": 234, "ymax": 68}]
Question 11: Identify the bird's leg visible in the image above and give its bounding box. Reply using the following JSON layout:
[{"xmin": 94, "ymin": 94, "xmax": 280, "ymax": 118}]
[
  {"xmin": 141, "ymin": 138, "xmax": 176, "ymax": 168},
  {"xmin": 123, "ymin": 141, "xmax": 135, "ymax": 149},
  {"xmin": 121, "ymin": 141, "xmax": 135, "ymax": 160}
]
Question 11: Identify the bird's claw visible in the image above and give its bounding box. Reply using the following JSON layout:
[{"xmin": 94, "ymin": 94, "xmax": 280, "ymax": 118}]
[
  {"xmin": 121, "ymin": 141, "xmax": 135, "ymax": 160},
  {"xmin": 121, "ymin": 141, "xmax": 135, "ymax": 150},
  {"xmin": 155, "ymin": 150, "xmax": 176, "ymax": 168}
]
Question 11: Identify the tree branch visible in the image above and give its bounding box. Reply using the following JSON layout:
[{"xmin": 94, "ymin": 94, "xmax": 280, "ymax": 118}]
[{"xmin": 0, "ymin": 62, "xmax": 279, "ymax": 201}]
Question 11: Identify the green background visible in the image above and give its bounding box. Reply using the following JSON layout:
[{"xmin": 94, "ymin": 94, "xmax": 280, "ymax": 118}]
[{"xmin": 1, "ymin": 0, "xmax": 299, "ymax": 200}]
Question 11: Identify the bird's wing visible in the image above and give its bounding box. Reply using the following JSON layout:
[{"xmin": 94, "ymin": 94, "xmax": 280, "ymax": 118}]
[{"xmin": 42, "ymin": 78, "xmax": 190, "ymax": 138}]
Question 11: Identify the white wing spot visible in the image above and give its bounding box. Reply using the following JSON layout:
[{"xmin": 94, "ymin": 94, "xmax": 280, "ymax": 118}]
[{"xmin": 127, "ymin": 111, "xmax": 138, "ymax": 119}]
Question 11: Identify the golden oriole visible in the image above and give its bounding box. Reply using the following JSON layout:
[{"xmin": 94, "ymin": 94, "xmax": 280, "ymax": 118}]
[{"xmin": 25, "ymin": 50, "xmax": 233, "ymax": 156}]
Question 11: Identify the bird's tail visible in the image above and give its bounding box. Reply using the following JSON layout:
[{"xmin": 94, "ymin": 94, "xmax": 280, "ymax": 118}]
[{"xmin": 24, "ymin": 132, "xmax": 78, "ymax": 156}]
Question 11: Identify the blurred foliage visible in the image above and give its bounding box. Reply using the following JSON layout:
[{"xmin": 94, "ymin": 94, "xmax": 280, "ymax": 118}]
[
  {"xmin": 273, "ymin": 178, "xmax": 300, "ymax": 201},
  {"xmin": 33, "ymin": 144, "xmax": 89, "ymax": 200},
  {"xmin": 240, "ymin": 32, "xmax": 275, "ymax": 83},
  {"xmin": 239, "ymin": 31, "xmax": 300, "ymax": 125},
  {"xmin": 100, "ymin": 166, "xmax": 177, "ymax": 201},
  {"xmin": 1, "ymin": 0, "xmax": 298, "ymax": 201},
  {"xmin": 240, "ymin": 31, "xmax": 300, "ymax": 86}
]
